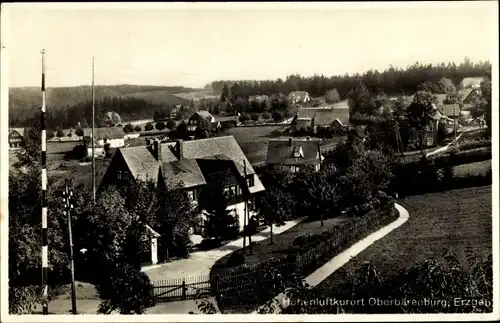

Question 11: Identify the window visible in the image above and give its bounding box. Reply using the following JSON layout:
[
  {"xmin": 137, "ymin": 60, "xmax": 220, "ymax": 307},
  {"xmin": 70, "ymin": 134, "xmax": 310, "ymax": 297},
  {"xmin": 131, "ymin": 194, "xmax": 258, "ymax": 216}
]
[
  {"xmin": 246, "ymin": 175, "xmax": 254, "ymax": 187},
  {"xmin": 117, "ymin": 170, "xmax": 127, "ymax": 180},
  {"xmin": 224, "ymin": 185, "xmax": 237, "ymax": 197}
]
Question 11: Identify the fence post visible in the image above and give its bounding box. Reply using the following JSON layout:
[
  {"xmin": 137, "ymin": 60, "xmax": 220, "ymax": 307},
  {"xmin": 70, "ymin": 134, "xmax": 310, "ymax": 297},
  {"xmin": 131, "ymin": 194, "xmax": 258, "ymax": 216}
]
[
  {"xmin": 214, "ymin": 275, "xmax": 221, "ymax": 304},
  {"xmin": 182, "ymin": 279, "xmax": 186, "ymax": 300}
]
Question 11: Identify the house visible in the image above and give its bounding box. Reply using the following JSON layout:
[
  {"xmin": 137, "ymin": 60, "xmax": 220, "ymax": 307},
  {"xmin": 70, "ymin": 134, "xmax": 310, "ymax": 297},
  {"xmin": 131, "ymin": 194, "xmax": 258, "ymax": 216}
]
[
  {"xmin": 9, "ymin": 128, "xmax": 24, "ymax": 149},
  {"xmin": 100, "ymin": 136, "xmax": 265, "ymax": 233},
  {"xmin": 288, "ymin": 91, "xmax": 311, "ymax": 104},
  {"xmin": 459, "ymin": 88, "xmax": 482, "ymax": 110},
  {"xmin": 102, "ymin": 111, "xmax": 122, "ymax": 126},
  {"xmin": 186, "ymin": 111, "xmax": 220, "ymax": 133},
  {"xmin": 437, "ymin": 104, "xmax": 461, "ymax": 119},
  {"xmin": 266, "ymin": 137, "xmax": 324, "ymax": 172},
  {"xmin": 459, "ymin": 77, "xmax": 484, "ymax": 90},
  {"xmin": 249, "ymin": 94, "xmax": 269, "ymax": 102},
  {"xmin": 83, "ymin": 127, "xmax": 126, "ymax": 157},
  {"xmin": 171, "ymin": 104, "xmax": 183, "ymax": 118},
  {"xmin": 293, "ymin": 107, "xmax": 350, "ymax": 134}
]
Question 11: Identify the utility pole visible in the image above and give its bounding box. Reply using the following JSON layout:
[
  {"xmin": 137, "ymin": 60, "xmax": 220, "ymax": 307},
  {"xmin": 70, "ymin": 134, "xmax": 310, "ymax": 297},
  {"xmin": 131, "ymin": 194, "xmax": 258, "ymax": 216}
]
[
  {"xmin": 91, "ymin": 57, "xmax": 96, "ymax": 203},
  {"xmin": 40, "ymin": 48, "xmax": 49, "ymax": 315},
  {"xmin": 243, "ymin": 160, "xmax": 247, "ymax": 253},
  {"xmin": 63, "ymin": 184, "xmax": 77, "ymax": 315},
  {"xmin": 453, "ymin": 104, "xmax": 457, "ymax": 142}
]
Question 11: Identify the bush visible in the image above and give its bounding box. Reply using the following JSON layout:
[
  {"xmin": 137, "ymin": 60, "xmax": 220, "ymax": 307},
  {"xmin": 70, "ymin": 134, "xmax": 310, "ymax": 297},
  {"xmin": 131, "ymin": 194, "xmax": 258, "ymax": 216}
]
[
  {"xmin": 239, "ymin": 114, "xmax": 250, "ymax": 124},
  {"xmin": 272, "ymin": 111, "xmax": 283, "ymax": 123},
  {"xmin": 155, "ymin": 121, "xmax": 166, "ymax": 130},
  {"xmin": 198, "ymin": 239, "xmax": 222, "ymax": 251},
  {"xmin": 226, "ymin": 252, "xmax": 245, "ymax": 267},
  {"xmin": 123, "ymin": 123, "xmax": 134, "ymax": 133},
  {"xmin": 262, "ymin": 112, "xmax": 271, "ymax": 121},
  {"xmin": 166, "ymin": 119, "xmax": 176, "ymax": 130},
  {"xmin": 145, "ymin": 123, "xmax": 154, "ymax": 131},
  {"xmin": 134, "ymin": 125, "xmax": 142, "ymax": 132},
  {"xmin": 221, "ymin": 120, "xmax": 236, "ymax": 129},
  {"xmin": 250, "ymin": 113, "xmax": 260, "ymax": 122}
]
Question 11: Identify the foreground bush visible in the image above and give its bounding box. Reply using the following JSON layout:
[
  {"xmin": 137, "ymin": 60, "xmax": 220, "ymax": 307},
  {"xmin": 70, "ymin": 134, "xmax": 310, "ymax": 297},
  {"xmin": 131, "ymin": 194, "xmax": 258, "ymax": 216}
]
[{"xmin": 282, "ymin": 249, "xmax": 492, "ymax": 314}]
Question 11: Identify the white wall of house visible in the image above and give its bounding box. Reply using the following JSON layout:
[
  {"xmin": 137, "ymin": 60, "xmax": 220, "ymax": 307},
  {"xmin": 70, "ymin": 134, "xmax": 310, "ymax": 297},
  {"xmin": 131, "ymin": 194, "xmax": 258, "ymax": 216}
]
[
  {"xmin": 97, "ymin": 138, "xmax": 125, "ymax": 148},
  {"xmin": 87, "ymin": 147, "xmax": 106, "ymax": 158},
  {"xmin": 124, "ymin": 133, "xmax": 140, "ymax": 140}
]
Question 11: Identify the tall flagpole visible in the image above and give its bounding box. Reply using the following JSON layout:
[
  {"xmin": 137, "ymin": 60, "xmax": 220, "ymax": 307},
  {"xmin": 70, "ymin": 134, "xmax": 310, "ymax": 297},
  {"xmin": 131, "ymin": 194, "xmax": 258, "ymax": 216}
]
[
  {"xmin": 40, "ymin": 48, "xmax": 49, "ymax": 315},
  {"xmin": 92, "ymin": 57, "xmax": 96, "ymax": 202}
]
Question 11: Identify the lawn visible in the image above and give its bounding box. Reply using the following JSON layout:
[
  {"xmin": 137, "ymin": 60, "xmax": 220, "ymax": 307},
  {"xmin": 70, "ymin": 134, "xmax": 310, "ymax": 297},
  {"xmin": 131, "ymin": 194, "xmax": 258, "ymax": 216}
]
[
  {"xmin": 314, "ymin": 185, "xmax": 492, "ymax": 297},
  {"xmin": 222, "ymin": 125, "xmax": 285, "ymax": 165},
  {"xmin": 211, "ymin": 216, "xmax": 349, "ymax": 276},
  {"xmin": 453, "ymin": 160, "xmax": 491, "ymax": 178},
  {"xmin": 123, "ymin": 91, "xmax": 190, "ymax": 106}
]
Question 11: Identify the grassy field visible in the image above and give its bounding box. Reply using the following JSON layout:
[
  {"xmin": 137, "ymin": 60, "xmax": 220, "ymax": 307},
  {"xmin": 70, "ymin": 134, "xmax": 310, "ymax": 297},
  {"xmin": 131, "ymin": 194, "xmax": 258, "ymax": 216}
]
[
  {"xmin": 314, "ymin": 185, "xmax": 492, "ymax": 296},
  {"xmin": 453, "ymin": 160, "xmax": 491, "ymax": 177},
  {"xmin": 171, "ymin": 90, "xmax": 218, "ymax": 101},
  {"xmin": 123, "ymin": 91, "xmax": 190, "ymax": 106}
]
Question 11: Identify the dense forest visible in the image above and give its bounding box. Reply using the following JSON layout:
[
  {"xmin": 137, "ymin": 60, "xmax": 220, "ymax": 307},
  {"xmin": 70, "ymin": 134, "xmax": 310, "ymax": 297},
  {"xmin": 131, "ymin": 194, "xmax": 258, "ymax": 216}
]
[
  {"xmin": 9, "ymin": 85, "xmax": 201, "ymax": 127},
  {"xmin": 209, "ymin": 58, "xmax": 491, "ymax": 98},
  {"xmin": 10, "ymin": 58, "xmax": 491, "ymax": 128}
]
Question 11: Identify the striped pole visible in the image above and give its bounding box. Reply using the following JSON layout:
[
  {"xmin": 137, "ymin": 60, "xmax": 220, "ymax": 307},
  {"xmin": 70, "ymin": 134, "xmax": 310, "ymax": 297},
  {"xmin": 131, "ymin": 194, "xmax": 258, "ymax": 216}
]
[{"xmin": 41, "ymin": 48, "xmax": 49, "ymax": 315}]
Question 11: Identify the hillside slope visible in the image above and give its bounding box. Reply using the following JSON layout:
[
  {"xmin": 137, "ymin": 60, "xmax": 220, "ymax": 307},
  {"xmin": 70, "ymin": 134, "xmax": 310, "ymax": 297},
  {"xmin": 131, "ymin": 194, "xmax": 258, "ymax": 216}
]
[{"xmin": 9, "ymin": 85, "xmax": 203, "ymax": 109}]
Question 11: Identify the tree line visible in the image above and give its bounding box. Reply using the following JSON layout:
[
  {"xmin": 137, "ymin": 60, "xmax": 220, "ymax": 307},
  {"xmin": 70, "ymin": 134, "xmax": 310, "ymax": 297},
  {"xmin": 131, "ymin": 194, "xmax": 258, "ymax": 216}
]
[{"xmin": 210, "ymin": 58, "xmax": 491, "ymax": 99}]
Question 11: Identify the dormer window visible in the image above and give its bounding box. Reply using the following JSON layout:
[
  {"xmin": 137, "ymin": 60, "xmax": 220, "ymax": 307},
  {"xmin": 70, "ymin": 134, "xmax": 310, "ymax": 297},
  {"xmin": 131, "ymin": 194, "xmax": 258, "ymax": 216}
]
[{"xmin": 293, "ymin": 147, "xmax": 304, "ymax": 158}]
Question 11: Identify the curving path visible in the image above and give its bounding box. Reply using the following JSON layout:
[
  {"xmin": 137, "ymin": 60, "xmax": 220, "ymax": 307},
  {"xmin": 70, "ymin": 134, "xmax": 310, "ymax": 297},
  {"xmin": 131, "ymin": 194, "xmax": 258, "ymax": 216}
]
[
  {"xmin": 143, "ymin": 217, "xmax": 308, "ymax": 281},
  {"xmin": 252, "ymin": 203, "xmax": 410, "ymax": 314}
]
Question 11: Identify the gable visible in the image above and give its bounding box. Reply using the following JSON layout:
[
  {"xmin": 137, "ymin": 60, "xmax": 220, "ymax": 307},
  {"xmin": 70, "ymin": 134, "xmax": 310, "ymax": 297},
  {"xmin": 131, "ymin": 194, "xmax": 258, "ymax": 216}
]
[{"xmin": 267, "ymin": 138, "xmax": 321, "ymax": 165}]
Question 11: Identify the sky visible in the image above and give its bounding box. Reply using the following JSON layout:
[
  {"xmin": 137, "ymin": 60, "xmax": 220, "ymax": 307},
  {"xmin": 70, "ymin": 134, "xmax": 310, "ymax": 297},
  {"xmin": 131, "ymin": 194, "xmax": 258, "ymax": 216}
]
[{"xmin": 3, "ymin": 2, "xmax": 498, "ymax": 89}]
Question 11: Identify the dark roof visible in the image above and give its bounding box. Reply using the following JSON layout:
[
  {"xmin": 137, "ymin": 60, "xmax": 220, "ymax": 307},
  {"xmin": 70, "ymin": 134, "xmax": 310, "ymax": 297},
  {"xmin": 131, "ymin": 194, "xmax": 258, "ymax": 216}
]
[
  {"xmin": 267, "ymin": 137, "xmax": 322, "ymax": 166},
  {"xmin": 297, "ymin": 107, "xmax": 350, "ymax": 126},
  {"xmin": 161, "ymin": 159, "xmax": 206, "ymax": 188},
  {"xmin": 179, "ymin": 136, "xmax": 265, "ymax": 194},
  {"xmin": 83, "ymin": 127, "xmax": 125, "ymax": 140},
  {"xmin": 437, "ymin": 104, "xmax": 461, "ymax": 117},
  {"xmin": 459, "ymin": 88, "xmax": 475, "ymax": 101},
  {"xmin": 119, "ymin": 146, "xmax": 160, "ymax": 183},
  {"xmin": 108, "ymin": 136, "xmax": 265, "ymax": 194},
  {"xmin": 179, "ymin": 136, "xmax": 256, "ymax": 176}
]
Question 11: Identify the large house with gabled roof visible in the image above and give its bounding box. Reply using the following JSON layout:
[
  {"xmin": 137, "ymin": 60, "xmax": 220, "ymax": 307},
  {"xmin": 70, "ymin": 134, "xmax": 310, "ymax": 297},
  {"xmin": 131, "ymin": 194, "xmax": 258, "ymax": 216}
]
[{"xmin": 100, "ymin": 135, "xmax": 265, "ymax": 232}]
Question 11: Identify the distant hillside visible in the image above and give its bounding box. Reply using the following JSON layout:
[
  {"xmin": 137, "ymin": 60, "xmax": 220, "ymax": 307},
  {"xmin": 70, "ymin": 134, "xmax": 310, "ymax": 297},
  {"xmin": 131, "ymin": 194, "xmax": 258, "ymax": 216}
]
[
  {"xmin": 9, "ymin": 85, "xmax": 203, "ymax": 109},
  {"xmin": 8, "ymin": 85, "xmax": 206, "ymax": 127}
]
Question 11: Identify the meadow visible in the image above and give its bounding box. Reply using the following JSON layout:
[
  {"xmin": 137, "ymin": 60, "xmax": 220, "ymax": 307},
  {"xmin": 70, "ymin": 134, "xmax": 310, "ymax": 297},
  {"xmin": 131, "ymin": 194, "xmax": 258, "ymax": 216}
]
[{"xmin": 314, "ymin": 185, "xmax": 492, "ymax": 296}]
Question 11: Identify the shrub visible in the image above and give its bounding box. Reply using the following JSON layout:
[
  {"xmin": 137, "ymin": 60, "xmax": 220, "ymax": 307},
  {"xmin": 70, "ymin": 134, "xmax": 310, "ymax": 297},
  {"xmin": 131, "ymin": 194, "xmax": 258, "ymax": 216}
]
[
  {"xmin": 134, "ymin": 125, "xmax": 142, "ymax": 132},
  {"xmin": 155, "ymin": 121, "xmax": 166, "ymax": 130},
  {"xmin": 166, "ymin": 119, "xmax": 176, "ymax": 130},
  {"xmin": 221, "ymin": 120, "xmax": 237, "ymax": 129},
  {"xmin": 262, "ymin": 112, "xmax": 271, "ymax": 121},
  {"xmin": 239, "ymin": 114, "xmax": 250, "ymax": 124},
  {"xmin": 226, "ymin": 252, "xmax": 245, "ymax": 267},
  {"xmin": 123, "ymin": 123, "xmax": 134, "ymax": 133},
  {"xmin": 272, "ymin": 111, "xmax": 283, "ymax": 123},
  {"xmin": 199, "ymin": 239, "xmax": 222, "ymax": 251},
  {"xmin": 145, "ymin": 123, "xmax": 154, "ymax": 131},
  {"xmin": 250, "ymin": 113, "xmax": 260, "ymax": 122}
]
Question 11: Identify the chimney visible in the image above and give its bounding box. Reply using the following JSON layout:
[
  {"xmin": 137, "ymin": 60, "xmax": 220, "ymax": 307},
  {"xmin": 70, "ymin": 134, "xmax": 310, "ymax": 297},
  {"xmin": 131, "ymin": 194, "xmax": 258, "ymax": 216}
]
[
  {"xmin": 289, "ymin": 137, "xmax": 293, "ymax": 146},
  {"xmin": 175, "ymin": 139, "xmax": 184, "ymax": 160},
  {"xmin": 153, "ymin": 139, "xmax": 162, "ymax": 161}
]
